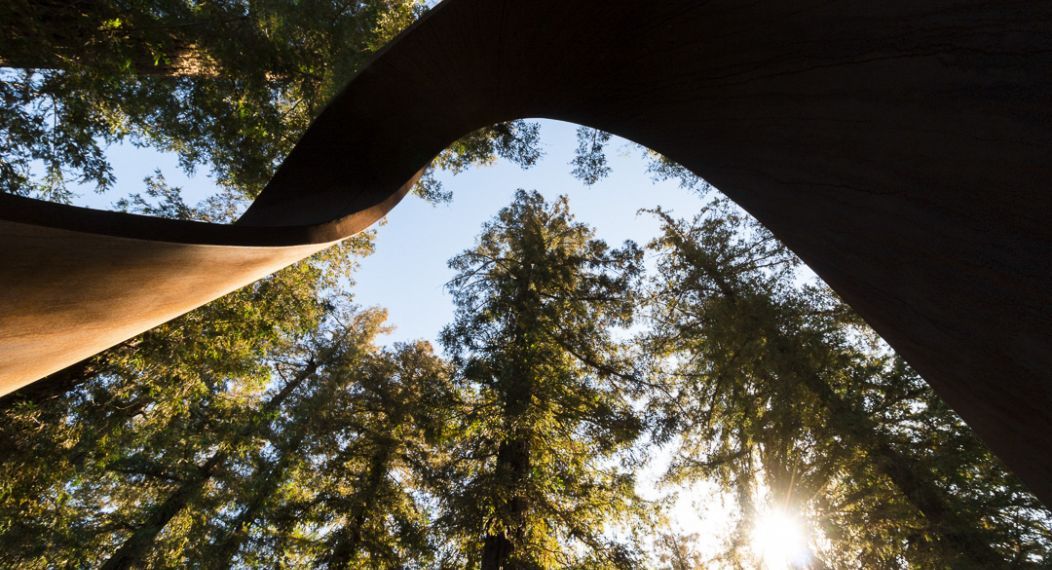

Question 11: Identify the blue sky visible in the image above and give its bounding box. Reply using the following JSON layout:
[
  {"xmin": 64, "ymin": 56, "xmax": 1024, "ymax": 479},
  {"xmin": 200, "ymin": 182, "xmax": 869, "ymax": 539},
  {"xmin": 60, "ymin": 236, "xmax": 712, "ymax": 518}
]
[
  {"xmin": 352, "ymin": 119, "xmax": 709, "ymax": 346},
  {"xmin": 78, "ymin": 119, "xmax": 710, "ymax": 348}
]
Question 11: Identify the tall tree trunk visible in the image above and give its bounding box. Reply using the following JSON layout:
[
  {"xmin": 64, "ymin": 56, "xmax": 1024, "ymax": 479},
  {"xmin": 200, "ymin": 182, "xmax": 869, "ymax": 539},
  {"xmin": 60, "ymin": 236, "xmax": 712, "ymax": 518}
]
[
  {"xmin": 481, "ymin": 437, "xmax": 531, "ymax": 570},
  {"xmin": 99, "ymin": 356, "xmax": 320, "ymax": 570},
  {"xmin": 480, "ymin": 271, "xmax": 537, "ymax": 570},
  {"xmin": 481, "ymin": 533, "xmax": 515, "ymax": 570}
]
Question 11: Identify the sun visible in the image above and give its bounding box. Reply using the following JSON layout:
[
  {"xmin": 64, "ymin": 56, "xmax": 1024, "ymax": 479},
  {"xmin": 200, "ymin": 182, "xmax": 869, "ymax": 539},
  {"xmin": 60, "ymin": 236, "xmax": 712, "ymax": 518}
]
[{"xmin": 750, "ymin": 508, "xmax": 811, "ymax": 569}]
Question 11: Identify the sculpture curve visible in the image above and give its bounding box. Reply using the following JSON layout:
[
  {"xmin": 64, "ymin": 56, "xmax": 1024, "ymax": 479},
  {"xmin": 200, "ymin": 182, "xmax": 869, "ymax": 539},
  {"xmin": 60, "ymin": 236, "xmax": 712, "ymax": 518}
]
[{"xmin": 2, "ymin": 0, "xmax": 1050, "ymax": 505}]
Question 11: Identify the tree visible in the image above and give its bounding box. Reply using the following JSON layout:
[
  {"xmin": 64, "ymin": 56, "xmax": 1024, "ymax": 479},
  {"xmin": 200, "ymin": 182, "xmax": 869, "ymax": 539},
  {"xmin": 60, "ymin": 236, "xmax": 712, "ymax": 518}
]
[
  {"xmin": 654, "ymin": 531, "xmax": 705, "ymax": 570},
  {"xmin": 0, "ymin": 300, "xmax": 419, "ymax": 568},
  {"xmin": 0, "ymin": 0, "xmax": 541, "ymax": 201},
  {"xmin": 191, "ymin": 315, "xmax": 453, "ymax": 569},
  {"xmin": 644, "ymin": 200, "xmax": 1052, "ymax": 568},
  {"xmin": 0, "ymin": 173, "xmax": 375, "ymax": 567},
  {"xmin": 307, "ymin": 340, "xmax": 454, "ymax": 569},
  {"xmin": 566, "ymin": 126, "xmax": 710, "ymax": 197},
  {"xmin": 96, "ymin": 333, "xmax": 332, "ymax": 570},
  {"xmin": 432, "ymin": 190, "xmax": 649, "ymax": 569},
  {"xmin": 570, "ymin": 127, "xmax": 612, "ymax": 186},
  {"xmin": 0, "ymin": 237, "xmax": 464, "ymax": 568}
]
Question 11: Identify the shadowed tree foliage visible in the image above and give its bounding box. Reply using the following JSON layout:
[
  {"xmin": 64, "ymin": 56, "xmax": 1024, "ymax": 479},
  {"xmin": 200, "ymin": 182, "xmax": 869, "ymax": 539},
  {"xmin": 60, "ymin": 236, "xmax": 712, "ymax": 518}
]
[
  {"xmin": 433, "ymin": 190, "xmax": 650, "ymax": 569},
  {"xmin": 0, "ymin": 0, "xmax": 541, "ymax": 202},
  {"xmin": 0, "ymin": 254, "xmax": 369, "ymax": 567},
  {"xmin": 191, "ymin": 316, "xmax": 455, "ymax": 569},
  {"xmin": 570, "ymin": 127, "xmax": 612, "ymax": 186},
  {"xmin": 567, "ymin": 127, "xmax": 709, "ymax": 195},
  {"xmin": 644, "ymin": 200, "xmax": 1052, "ymax": 569},
  {"xmin": 0, "ymin": 299, "xmax": 457, "ymax": 568},
  {"xmin": 307, "ymin": 340, "xmax": 454, "ymax": 569}
]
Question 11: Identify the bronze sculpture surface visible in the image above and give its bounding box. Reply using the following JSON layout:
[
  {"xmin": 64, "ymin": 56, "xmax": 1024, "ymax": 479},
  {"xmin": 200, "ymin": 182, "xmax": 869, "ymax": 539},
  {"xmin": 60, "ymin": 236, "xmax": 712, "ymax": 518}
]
[{"xmin": 2, "ymin": 0, "xmax": 1050, "ymax": 504}]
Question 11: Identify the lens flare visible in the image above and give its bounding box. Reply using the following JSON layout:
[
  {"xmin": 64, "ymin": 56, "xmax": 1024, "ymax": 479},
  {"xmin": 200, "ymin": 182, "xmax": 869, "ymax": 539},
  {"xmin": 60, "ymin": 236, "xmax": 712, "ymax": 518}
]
[{"xmin": 750, "ymin": 508, "xmax": 811, "ymax": 569}]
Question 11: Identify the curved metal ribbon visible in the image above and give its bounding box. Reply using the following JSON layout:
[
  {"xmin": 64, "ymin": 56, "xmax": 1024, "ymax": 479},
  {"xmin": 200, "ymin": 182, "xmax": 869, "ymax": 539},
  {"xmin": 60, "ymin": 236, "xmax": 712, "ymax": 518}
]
[{"xmin": 2, "ymin": 0, "xmax": 1050, "ymax": 503}]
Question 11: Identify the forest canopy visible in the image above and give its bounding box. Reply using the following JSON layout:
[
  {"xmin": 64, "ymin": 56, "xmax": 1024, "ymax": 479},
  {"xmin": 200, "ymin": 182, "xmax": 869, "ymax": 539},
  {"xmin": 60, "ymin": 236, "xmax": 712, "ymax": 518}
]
[
  {"xmin": 1, "ymin": 2, "xmax": 1050, "ymax": 569},
  {"xmin": 2, "ymin": 188, "xmax": 1049, "ymax": 568}
]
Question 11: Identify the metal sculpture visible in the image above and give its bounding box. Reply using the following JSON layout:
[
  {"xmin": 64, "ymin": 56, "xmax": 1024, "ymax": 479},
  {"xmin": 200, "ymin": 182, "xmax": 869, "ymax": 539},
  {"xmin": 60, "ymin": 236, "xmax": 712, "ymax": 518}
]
[{"xmin": 2, "ymin": 0, "xmax": 1050, "ymax": 504}]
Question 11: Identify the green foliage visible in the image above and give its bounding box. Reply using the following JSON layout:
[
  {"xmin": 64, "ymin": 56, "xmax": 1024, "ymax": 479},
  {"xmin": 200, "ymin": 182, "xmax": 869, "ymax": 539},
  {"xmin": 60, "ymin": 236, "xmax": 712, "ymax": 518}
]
[
  {"xmin": 305, "ymin": 339, "xmax": 454, "ymax": 569},
  {"xmin": 423, "ymin": 121, "xmax": 544, "ymax": 203},
  {"xmin": 643, "ymin": 199, "xmax": 1052, "ymax": 568},
  {"xmin": 433, "ymin": 190, "xmax": 649, "ymax": 568},
  {"xmin": 0, "ymin": 0, "xmax": 542, "ymax": 202},
  {"xmin": 0, "ymin": 298, "xmax": 448, "ymax": 568}
]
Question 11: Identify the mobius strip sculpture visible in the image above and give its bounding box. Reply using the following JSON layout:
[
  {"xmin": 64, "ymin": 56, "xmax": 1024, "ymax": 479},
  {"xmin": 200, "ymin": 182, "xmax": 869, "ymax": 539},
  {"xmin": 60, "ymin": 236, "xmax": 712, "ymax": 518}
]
[{"xmin": 1, "ymin": 0, "xmax": 1050, "ymax": 504}]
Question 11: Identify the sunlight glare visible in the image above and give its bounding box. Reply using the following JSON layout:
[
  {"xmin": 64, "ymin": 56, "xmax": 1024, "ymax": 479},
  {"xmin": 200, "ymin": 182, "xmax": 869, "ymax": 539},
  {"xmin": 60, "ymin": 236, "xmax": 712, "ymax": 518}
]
[{"xmin": 750, "ymin": 508, "xmax": 811, "ymax": 569}]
